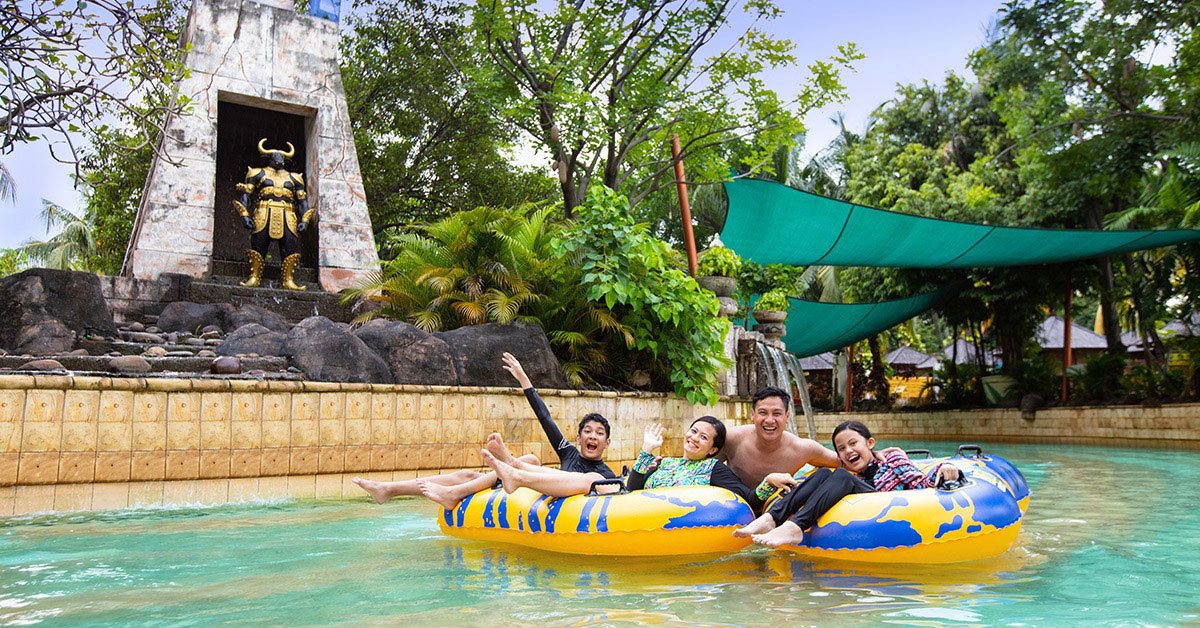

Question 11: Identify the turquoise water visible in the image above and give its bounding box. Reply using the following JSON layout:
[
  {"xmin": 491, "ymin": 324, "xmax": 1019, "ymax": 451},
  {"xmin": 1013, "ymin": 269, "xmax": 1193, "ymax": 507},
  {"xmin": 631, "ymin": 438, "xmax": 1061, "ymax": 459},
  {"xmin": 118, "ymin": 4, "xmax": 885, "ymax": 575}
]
[{"xmin": 1, "ymin": 442, "xmax": 1198, "ymax": 626}]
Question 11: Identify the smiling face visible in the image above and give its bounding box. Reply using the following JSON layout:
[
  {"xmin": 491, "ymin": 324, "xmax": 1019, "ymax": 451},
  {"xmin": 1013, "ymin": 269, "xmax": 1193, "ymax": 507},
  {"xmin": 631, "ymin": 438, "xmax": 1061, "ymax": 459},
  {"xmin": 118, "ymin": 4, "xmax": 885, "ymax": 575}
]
[
  {"xmin": 833, "ymin": 428, "xmax": 876, "ymax": 473},
  {"xmin": 682, "ymin": 421, "xmax": 720, "ymax": 460},
  {"xmin": 752, "ymin": 395, "xmax": 789, "ymax": 442},
  {"xmin": 577, "ymin": 420, "xmax": 610, "ymax": 460}
]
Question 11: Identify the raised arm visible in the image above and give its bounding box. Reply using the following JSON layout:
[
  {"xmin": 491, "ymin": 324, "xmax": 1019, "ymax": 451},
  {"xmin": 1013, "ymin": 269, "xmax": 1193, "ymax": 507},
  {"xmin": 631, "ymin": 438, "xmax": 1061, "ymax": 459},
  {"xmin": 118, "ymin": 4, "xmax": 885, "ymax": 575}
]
[
  {"xmin": 504, "ymin": 352, "xmax": 573, "ymax": 459},
  {"xmin": 627, "ymin": 424, "xmax": 664, "ymax": 491}
]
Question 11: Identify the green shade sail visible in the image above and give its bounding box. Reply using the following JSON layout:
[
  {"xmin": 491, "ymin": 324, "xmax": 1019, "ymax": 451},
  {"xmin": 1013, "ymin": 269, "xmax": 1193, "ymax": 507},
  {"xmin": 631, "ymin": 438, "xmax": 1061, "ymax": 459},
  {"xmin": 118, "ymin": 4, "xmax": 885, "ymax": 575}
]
[
  {"xmin": 722, "ymin": 179, "xmax": 1200, "ymax": 267},
  {"xmin": 781, "ymin": 287, "xmax": 958, "ymax": 358}
]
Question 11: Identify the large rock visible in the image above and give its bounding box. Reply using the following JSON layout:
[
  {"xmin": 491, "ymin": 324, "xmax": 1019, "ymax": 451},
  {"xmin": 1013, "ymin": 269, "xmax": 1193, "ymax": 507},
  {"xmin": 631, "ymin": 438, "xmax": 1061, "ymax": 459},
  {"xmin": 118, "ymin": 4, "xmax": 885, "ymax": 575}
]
[
  {"xmin": 156, "ymin": 302, "xmax": 235, "ymax": 334},
  {"xmin": 0, "ymin": 269, "xmax": 118, "ymax": 355},
  {"xmin": 354, "ymin": 319, "xmax": 458, "ymax": 385},
  {"xmin": 436, "ymin": 321, "xmax": 568, "ymax": 388},
  {"xmin": 284, "ymin": 316, "xmax": 392, "ymax": 383},
  {"xmin": 228, "ymin": 305, "xmax": 290, "ymax": 334},
  {"xmin": 216, "ymin": 323, "xmax": 286, "ymax": 357}
]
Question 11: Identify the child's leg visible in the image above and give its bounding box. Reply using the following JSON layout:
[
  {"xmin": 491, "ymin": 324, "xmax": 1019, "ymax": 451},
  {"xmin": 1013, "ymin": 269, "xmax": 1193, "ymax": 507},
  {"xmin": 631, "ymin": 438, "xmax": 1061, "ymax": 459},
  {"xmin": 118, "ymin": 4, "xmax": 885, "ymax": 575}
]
[
  {"xmin": 753, "ymin": 468, "xmax": 873, "ymax": 547},
  {"xmin": 418, "ymin": 470, "xmax": 505, "ymax": 510},
  {"xmin": 482, "ymin": 450, "xmax": 603, "ymax": 497},
  {"xmin": 353, "ymin": 468, "xmax": 484, "ymax": 505},
  {"xmin": 735, "ymin": 468, "xmax": 840, "ymax": 537}
]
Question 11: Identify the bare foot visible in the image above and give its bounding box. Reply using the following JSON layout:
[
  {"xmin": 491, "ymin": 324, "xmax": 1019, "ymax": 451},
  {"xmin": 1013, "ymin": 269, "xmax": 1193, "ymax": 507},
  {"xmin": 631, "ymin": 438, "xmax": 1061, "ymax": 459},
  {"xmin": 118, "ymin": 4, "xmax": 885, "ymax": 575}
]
[
  {"xmin": 352, "ymin": 477, "xmax": 391, "ymax": 505},
  {"xmin": 752, "ymin": 521, "xmax": 805, "ymax": 548},
  {"xmin": 418, "ymin": 479, "xmax": 463, "ymax": 510},
  {"xmin": 481, "ymin": 449, "xmax": 520, "ymax": 494},
  {"xmin": 733, "ymin": 513, "xmax": 777, "ymax": 538},
  {"xmin": 485, "ymin": 433, "xmax": 518, "ymax": 465}
]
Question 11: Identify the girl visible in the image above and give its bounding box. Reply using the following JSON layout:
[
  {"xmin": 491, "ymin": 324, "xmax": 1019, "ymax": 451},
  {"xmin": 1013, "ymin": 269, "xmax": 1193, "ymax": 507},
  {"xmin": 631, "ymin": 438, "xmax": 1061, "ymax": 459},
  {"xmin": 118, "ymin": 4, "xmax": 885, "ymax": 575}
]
[
  {"xmin": 628, "ymin": 417, "xmax": 763, "ymax": 511},
  {"xmin": 733, "ymin": 420, "xmax": 960, "ymax": 547}
]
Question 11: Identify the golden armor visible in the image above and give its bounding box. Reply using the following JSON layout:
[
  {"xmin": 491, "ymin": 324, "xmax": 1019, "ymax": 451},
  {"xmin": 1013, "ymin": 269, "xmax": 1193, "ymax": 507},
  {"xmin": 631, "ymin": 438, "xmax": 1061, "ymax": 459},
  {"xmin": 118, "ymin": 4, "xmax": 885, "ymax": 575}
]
[{"xmin": 234, "ymin": 139, "xmax": 315, "ymax": 290}]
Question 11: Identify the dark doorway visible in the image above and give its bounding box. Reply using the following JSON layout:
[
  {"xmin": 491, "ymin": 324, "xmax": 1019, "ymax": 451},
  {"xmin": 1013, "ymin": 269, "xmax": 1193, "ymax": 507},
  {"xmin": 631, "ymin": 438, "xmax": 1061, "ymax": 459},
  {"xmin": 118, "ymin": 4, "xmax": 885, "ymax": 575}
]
[{"xmin": 214, "ymin": 101, "xmax": 318, "ymax": 270}]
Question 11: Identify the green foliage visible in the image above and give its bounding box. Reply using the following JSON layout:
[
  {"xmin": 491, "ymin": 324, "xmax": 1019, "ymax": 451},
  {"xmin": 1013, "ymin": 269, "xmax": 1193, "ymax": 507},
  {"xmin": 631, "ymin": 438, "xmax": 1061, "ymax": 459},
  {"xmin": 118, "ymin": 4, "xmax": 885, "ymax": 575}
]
[
  {"xmin": 697, "ymin": 246, "xmax": 741, "ymax": 278},
  {"xmin": 754, "ymin": 290, "xmax": 790, "ymax": 313},
  {"xmin": 553, "ymin": 186, "xmax": 730, "ymax": 404},
  {"xmin": 1071, "ymin": 352, "xmax": 1129, "ymax": 402},
  {"xmin": 0, "ymin": 248, "xmax": 29, "ymax": 277},
  {"xmin": 17, "ymin": 200, "xmax": 99, "ymax": 271},
  {"xmin": 921, "ymin": 362, "xmax": 983, "ymax": 407},
  {"xmin": 468, "ymin": 0, "xmax": 860, "ymax": 212},
  {"xmin": 75, "ymin": 125, "xmax": 154, "ymax": 274},
  {"xmin": 340, "ymin": 0, "xmax": 557, "ymax": 241},
  {"xmin": 1009, "ymin": 353, "xmax": 1059, "ymax": 399},
  {"xmin": 1124, "ymin": 363, "xmax": 1184, "ymax": 402}
]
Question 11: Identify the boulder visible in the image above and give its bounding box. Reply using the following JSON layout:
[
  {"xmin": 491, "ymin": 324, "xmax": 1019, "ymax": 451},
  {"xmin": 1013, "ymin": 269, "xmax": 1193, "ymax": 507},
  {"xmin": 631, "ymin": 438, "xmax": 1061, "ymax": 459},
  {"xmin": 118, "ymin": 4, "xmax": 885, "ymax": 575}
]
[
  {"xmin": 216, "ymin": 323, "xmax": 286, "ymax": 357},
  {"xmin": 354, "ymin": 319, "xmax": 458, "ymax": 385},
  {"xmin": 284, "ymin": 316, "xmax": 393, "ymax": 384},
  {"xmin": 0, "ymin": 269, "xmax": 118, "ymax": 355},
  {"xmin": 108, "ymin": 355, "xmax": 151, "ymax": 374},
  {"xmin": 210, "ymin": 356, "xmax": 242, "ymax": 375},
  {"xmin": 156, "ymin": 302, "xmax": 235, "ymax": 334},
  {"xmin": 228, "ymin": 305, "xmax": 290, "ymax": 334},
  {"xmin": 19, "ymin": 358, "xmax": 66, "ymax": 371},
  {"xmin": 436, "ymin": 321, "xmax": 567, "ymax": 388}
]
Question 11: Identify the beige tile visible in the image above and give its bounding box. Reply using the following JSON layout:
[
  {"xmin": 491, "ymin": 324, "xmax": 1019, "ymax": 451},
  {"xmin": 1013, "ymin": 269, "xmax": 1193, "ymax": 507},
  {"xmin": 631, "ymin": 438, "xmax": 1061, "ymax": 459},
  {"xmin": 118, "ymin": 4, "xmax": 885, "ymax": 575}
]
[
  {"xmin": 128, "ymin": 481, "xmax": 164, "ymax": 507},
  {"xmin": 418, "ymin": 418, "xmax": 441, "ymax": 443},
  {"xmin": 231, "ymin": 392, "xmax": 262, "ymax": 422},
  {"xmin": 0, "ymin": 390, "xmax": 25, "ymax": 423},
  {"xmin": 166, "ymin": 451, "xmax": 200, "ymax": 480},
  {"xmin": 287, "ymin": 474, "xmax": 316, "ymax": 499},
  {"xmin": 396, "ymin": 394, "xmax": 417, "ymax": 420},
  {"xmin": 320, "ymin": 393, "xmax": 344, "ymax": 420},
  {"xmin": 318, "ymin": 446, "xmax": 345, "ymax": 474},
  {"xmin": 0, "ymin": 452, "xmax": 17, "ymax": 486},
  {"xmin": 228, "ymin": 477, "xmax": 260, "ymax": 501},
  {"xmin": 370, "ymin": 445, "xmax": 396, "ymax": 471},
  {"xmin": 200, "ymin": 450, "xmax": 231, "ymax": 479},
  {"xmin": 291, "ymin": 393, "xmax": 318, "ymax": 421},
  {"xmin": 132, "ymin": 422, "xmax": 166, "ymax": 451},
  {"xmin": 370, "ymin": 419, "xmax": 394, "ymax": 445},
  {"xmin": 370, "ymin": 393, "xmax": 395, "ymax": 420},
  {"xmin": 196, "ymin": 478, "xmax": 229, "ymax": 504},
  {"xmin": 24, "ymin": 390, "xmax": 64, "ymax": 422},
  {"xmin": 62, "ymin": 390, "xmax": 100, "ymax": 423},
  {"xmin": 261, "ymin": 448, "xmax": 290, "ymax": 476},
  {"xmin": 396, "ymin": 444, "xmax": 419, "ymax": 470},
  {"xmin": 290, "ymin": 447, "xmax": 319, "ymax": 475},
  {"xmin": 21, "ymin": 422, "xmax": 61, "ymax": 452},
  {"xmin": 91, "ymin": 483, "xmax": 130, "ymax": 510},
  {"xmin": 231, "ymin": 450, "xmax": 261, "ymax": 478},
  {"xmin": 58, "ymin": 452, "xmax": 96, "ymax": 483},
  {"xmin": 17, "ymin": 452, "xmax": 58, "ymax": 484},
  {"xmin": 441, "ymin": 420, "xmax": 462, "ymax": 444},
  {"xmin": 419, "ymin": 394, "xmax": 442, "ymax": 420},
  {"xmin": 54, "ymin": 483, "xmax": 94, "ymax": 511},
  {"xmin": 318, "ymin": 419, "xmax": 345, "ymax": 447},
  {"xmin": 168, "ymin": 393, "xmax": 201, "ymax": 423},
  {"xmin": 261, "ymin": 421, "xmax": 289, "ymax": 448},
  {"xmin": 291, "ymin": 420, "xmax": 317, "ymax": 448},
  {"xmin": 98, "ymin": 422, "xmax": 132, "ymax": 451},
  {"xmin": 345, "ymin": 445, "xmax": 370, "ymax": 473},
  {"xmin": 419, "ymin": 445, "xmax": 442, "ymax": 470},
  {"xmin": 98, "ymin": 390, "xmax": 134, "ymax": 423},
  {"xmin": 345, "ymin": 392, "xmax": 369, "ymax": 420},
  {"xmin": 442, "ymin": 394, "xmax": 463, "ymax": 420},
  {"xmin": 162, "ymin": 480, "xmax": 199, "ymax": 505},
  {"xmin": 61, "ymin": 422, "xmax": 97, "ymax": 452},
  {"xmin": 133, "ymin": 392, "xmax": 167, "ymax": 422},
  {"xmin": 130, "ymin": 451, "xmax": 167, "ymax": 481},
  {"xmin": 258, "ymin": 476, "xmax": 289, "ymax": 499},
  {"xmin": 462, "ymin": 396, "xmax": 481, "ymax": 421},
  {"xmin": 200, "ymin": 393, "xmax": 232, "ymax": 423},
  {"xmin": 231, "ymin": 421, "xmax": 262, "ymax": 449},
  {"xmin": 345, "ymin": 420, "xmax": 369, "ymax": 446},
  {"xmin": 95, "ymin": 452, "xmax": 132, "ymax": 482},
  {"xmin": 0, "ymin": 422, "xmax": 19, "ymax": 454},
  {"xmin": 14, "ymin": 485, "xmax": 56, "ymax": 514},
  {"xmin": 200, "ymin": 418, "xmax": 231, "ymax": 450},
  {"xmin": 396, "ymin": 419, "xmax": 417, "ymax": 444},
  {"xmin": 262, "ymin": 394, "xmax": 290, "ymax": 422},
  {"xmin": 315, "ymin": 473, "xmax": 343, "ymax": 499}
]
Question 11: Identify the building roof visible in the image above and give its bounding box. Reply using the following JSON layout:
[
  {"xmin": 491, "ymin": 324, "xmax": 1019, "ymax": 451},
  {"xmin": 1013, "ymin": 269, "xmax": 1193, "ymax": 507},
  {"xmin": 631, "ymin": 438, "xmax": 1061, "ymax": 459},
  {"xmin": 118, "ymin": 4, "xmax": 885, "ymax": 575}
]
[
  {"xmin": 1162, "ymin": 311, "xmax": 1200, "ymax": 337},
  {"xmin": 941, "ymin": 338, "xmax": 995, "ymax": 366},
  {"xmin": 1036, "ymin": 315, "xmax": 1108, "ymax": 350},
  {"xmin": 798, "ymin": 351, "xmax": 836, "ymax": 371},
  {"xmin": 885, "ymin": 345, "xmax": 935, "ymax": 366}
]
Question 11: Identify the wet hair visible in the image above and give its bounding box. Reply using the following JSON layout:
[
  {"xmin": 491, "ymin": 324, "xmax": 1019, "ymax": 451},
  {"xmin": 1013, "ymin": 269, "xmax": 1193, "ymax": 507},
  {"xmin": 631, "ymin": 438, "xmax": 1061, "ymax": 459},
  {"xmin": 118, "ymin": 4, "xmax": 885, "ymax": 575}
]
[
  {"xmin": 578, "ymin": 413, "xmax": 610, "ymax": 438},
  {"xmin": 690, "ymin": 416, "xmax": 726, "ymax": 456},
  {"xmin": 751, "ymin": 386, "xmax": 791, "ymax": 411},
  {"xmin": 831, "ymin": 420, "xmax": 873, "ymax": 448}
]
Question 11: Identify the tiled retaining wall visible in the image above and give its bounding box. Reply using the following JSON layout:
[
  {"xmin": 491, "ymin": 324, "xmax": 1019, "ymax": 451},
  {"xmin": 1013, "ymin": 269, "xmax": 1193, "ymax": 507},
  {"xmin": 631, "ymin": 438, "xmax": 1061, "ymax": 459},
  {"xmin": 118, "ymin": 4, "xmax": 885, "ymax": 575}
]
[
  {"xmin": 0, "ymin": 375, "xmax": 748, "ymax": 515},
  {"xmin": 813, "ymin": 404, "xmax": 1200, "ymax": 449}
]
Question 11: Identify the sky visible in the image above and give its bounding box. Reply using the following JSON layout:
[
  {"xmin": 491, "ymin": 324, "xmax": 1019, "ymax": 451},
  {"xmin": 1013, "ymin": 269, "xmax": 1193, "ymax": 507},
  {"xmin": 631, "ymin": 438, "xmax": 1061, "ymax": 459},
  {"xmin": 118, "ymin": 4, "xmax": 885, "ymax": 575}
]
[{"xmin": 0, "ymin": 0, "xmax": 1005, "ymax": 249}]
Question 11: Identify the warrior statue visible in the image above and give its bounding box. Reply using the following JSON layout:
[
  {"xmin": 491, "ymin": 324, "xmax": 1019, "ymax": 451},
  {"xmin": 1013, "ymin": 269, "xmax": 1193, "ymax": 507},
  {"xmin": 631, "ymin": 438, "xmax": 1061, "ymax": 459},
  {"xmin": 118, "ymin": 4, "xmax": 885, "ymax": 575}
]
[{"xmin": 233, "ymin": 139, "xmax": 315, "ymax": 290}]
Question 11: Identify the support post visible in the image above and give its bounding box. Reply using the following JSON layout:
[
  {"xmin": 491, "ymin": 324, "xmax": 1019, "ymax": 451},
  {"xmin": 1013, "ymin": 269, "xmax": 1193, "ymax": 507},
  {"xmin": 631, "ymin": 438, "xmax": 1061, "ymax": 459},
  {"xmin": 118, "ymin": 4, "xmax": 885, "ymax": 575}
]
[
  {"xmin": 1062, "ymin": 272, "xmax": 1073, "ymax": 401},
  {"xmin": 670, "ymin": 134, "xmax": 699, "ymax": 277},
  {"xmin": 795, "ymin": 366, "xmax": 817, "ymax": 439},
  {"xmin": 844, "ymin": 344, "xmax": 855, "ymax": 413}
]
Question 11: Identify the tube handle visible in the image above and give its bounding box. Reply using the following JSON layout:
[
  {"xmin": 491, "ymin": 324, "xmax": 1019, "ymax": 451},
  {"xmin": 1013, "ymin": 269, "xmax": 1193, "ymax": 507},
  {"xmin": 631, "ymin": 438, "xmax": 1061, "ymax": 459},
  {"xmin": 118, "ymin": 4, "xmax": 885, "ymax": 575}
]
[
  {"xmin": 587, "ymin": 478, "xmax": 629, "ymax": 496},
  {"xmin": 957, "ymin": 444, "xmax": 984, "ymax": 458},
  {"xmin": 905, "ymin": 448, "xmax": 932, "ymax": 458}
]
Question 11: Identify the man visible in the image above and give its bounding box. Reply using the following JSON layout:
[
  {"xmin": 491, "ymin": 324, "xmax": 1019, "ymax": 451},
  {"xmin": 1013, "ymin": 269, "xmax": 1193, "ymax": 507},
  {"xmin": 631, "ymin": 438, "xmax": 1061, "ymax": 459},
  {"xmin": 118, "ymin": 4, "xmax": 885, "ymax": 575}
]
[
  {"xmin": 353, "ymin": 353, "xmax": 615, "ymax": 508},
  {"xmin": 719, "ymin": 386, "xmax": 840, "ymax": 496}
]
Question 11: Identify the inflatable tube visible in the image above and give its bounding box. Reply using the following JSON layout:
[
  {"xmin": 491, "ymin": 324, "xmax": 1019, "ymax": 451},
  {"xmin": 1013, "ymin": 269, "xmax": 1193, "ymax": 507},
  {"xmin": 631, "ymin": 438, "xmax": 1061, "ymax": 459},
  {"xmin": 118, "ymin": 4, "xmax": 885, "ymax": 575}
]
[
  {"xmin": 438, "ymin": 484, "xmax": 755, "ymax": 556},
  {"xmin": 764, "ymin": 452, "xmax": 1027, "ymax": 563}
]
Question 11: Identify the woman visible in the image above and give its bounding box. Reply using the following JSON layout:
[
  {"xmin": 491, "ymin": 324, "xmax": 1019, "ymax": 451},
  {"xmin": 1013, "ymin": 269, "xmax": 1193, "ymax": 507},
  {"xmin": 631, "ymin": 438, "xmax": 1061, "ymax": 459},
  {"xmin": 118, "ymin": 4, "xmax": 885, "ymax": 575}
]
[{"xmin": 628, "ymin": 417, "xmax": 763, "ymax": 511}]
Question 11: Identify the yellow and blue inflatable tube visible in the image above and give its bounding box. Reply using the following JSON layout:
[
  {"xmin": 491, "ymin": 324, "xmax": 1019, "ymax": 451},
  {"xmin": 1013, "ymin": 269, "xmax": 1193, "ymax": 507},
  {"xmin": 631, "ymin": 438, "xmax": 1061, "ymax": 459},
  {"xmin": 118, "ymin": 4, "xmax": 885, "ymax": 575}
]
[
  {"xmin": 764, "ymin": 453, "xmax": 1028, "ymax": 563},
  {"xmin": 438, "ymin": 484, "xmax": 755, "ymax": 556}
]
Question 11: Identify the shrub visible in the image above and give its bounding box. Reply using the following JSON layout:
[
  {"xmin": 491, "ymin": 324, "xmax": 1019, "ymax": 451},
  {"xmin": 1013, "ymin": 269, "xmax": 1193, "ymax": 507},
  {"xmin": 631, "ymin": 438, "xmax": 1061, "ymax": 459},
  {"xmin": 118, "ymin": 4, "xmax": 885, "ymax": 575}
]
[
  {"xmin": 755, "ymin": 289, "xmax": 790, "ymax": 312},
  {"xmin": 1009, "ymin": 353, "xmax": 1059, "ymax": 400},
  {"xmin": 1071, "ymin": 352, "xmax": 1128, "ymax": 402},
  {"xmin": 698, "ymin": 246, "xmax": 741, "ymax": 277}
]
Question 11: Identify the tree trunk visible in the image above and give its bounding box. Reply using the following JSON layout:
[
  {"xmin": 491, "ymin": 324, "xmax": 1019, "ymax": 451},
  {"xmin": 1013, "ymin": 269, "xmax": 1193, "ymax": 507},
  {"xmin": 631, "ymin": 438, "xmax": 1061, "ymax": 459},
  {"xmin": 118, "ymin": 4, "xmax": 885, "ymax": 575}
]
[
  {"xmin": 867, "ymin": 334, "xmax": 890, "ymax": 406},
  {"xmin": 1086, "ymin": 203, "xmax": 1125, "ymax": 353}
]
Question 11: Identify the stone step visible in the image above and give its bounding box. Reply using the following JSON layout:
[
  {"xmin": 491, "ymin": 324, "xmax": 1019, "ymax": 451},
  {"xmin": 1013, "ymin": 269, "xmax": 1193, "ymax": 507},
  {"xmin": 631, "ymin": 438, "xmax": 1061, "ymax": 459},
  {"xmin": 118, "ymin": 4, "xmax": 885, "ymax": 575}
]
[
  {"xmin": 80, "ymin": 338, "xmax": 218, "ymax": 356},
  {"xmin": 211, "ymin": 258, "xmax": 318, "ymax": 284},
  {"xmin": 0, "ymin": 354, "xmax": 291, "ymax": 374},
  {"xmin": 207, "ymin": 274, "xmax": 322, "ymax": 291},
  {"xmin": 186, "ymin": 281, "xmax": 355, "ymax": 323}
]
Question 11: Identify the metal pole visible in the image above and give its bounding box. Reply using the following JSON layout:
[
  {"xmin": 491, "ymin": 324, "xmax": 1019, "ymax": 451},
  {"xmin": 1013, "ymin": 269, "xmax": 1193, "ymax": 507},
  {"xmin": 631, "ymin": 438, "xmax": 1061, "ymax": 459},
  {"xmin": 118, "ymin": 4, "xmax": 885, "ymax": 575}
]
[
  {"xmin": 670, "ymin": 134, "xmax": 699, "ymax": 277},
  {"xmin": 844, "ymin": 344, "xmax": 855, "ymax": 413},
  {"xmin": 796, "ymin": 366, "xmax": 817, "ymax": 439},
  {"xmin": 1062, "ymin": 272, "xmax": 1073, "ymax": 401}
]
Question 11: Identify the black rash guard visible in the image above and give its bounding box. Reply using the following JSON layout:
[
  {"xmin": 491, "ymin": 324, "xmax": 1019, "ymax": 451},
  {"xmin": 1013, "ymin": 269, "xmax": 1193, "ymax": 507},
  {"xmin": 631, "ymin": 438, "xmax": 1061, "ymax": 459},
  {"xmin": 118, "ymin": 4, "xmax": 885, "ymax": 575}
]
[{"xmin": 523, "ymin": 387, "xmax": 617, "ymax": 479}]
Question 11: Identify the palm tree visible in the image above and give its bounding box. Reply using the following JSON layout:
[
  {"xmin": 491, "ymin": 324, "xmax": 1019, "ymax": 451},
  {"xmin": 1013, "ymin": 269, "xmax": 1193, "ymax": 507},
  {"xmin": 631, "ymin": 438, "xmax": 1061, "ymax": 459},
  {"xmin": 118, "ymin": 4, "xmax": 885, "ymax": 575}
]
[
  {"xmin": 0, "ymin": 160, "xmax": 14, "ymax": 204},
  {"xmin": 18, "ymin": 200, "xmax": 99, "ymax": 271}
]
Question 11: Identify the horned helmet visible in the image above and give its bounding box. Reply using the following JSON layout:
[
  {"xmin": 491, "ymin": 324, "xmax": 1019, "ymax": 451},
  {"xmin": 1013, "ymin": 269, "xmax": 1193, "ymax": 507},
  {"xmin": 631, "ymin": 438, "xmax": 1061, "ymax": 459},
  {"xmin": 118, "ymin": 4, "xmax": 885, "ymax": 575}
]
[{"xmin": 258, "ymin": 138, "xmax": 295, "ymax": 169}]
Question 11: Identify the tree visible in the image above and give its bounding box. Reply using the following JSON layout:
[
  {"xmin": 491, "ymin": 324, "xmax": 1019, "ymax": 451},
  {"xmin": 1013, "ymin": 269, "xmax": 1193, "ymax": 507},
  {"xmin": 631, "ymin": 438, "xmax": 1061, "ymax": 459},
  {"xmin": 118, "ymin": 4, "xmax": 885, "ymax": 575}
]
[
  {"xmin": 0, "ymin": 0, "xmax": 189, "ymax": 166},
  {"xmin": 469, "ymin": 0, "xmax": 861, "ymax": 214},
  {"xmin": 339, "ymin": 0, "xmax": 557, "ymax": 243},
  {"xmin": 18, "ymin": 200, "xmax": 99, "ymax": 271}
]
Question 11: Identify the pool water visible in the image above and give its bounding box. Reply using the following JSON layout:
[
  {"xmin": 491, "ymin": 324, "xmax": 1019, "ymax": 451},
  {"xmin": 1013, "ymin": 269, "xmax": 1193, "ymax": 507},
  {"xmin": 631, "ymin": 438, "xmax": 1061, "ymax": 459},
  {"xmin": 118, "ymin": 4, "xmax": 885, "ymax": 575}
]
[{"xmin": 1, "ymin": 442, "xmax": 1198, "ymax": 626}]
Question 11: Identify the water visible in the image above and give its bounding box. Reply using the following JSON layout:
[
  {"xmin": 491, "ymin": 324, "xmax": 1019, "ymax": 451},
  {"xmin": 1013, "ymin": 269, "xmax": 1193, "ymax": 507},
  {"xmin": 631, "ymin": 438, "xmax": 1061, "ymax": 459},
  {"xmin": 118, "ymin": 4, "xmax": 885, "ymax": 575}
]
[{"xmin": 1, "ymin": 442, "xmax": 1198, "ymax": 626}]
